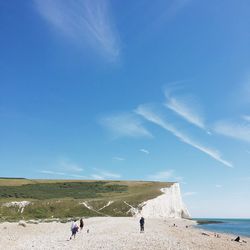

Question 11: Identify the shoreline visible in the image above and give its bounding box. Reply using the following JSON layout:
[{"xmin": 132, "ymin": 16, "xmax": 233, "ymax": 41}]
[
  {"xmin": 193, "ymin": 218, "xmax": 250, "ymax": 238},
  {"xmin": 1, "ymin": 217, "xmax": 249, "ymax": 250}
]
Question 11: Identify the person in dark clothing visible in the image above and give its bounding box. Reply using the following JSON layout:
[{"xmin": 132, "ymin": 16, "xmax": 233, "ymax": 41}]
[
  {"xmin": 139, "ymin": 217, "xmax": 145, "ymax": 232},
  {"xmin": 79, "ymin": 218, "xmax": 84, "ymax": 231},
  {"xmin": 234, "ymin": 236, "xmax": 240, "ymax": 242}
]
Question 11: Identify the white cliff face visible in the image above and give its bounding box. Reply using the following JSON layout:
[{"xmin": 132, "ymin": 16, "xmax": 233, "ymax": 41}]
[{"xmin": 137, "ymin": 183, "xmax": 190, "ymax": 219}]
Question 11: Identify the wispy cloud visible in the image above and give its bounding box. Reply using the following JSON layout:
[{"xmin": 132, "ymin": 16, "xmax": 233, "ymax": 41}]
[
  {"xmin": 112, "ymin": 156, "xmax": 125, "ymax": 161},
  {"xmin": 90, "ymin": 174, "xmax": 104, "ymax": 180},
  {"xmin": 174, "ymin": 176, "xmax": 186, "ymax": 184},
  {"xmin": 69, "ymin": 174, "xmax": 87, "ymax": 179},
  {"xmin": 100, "ymin": 113, "xmax": 152, "ymax": 138},
  {"xmin": 60, "ymin": 159, "xmax": 84, "ymax": 172},
  {"xmin": 38, "ymin": 170, "xmax": 87, "ymax": 179},
  {"xmin": 34, "ymin": 0, "xmax": 120, "ymax": 60},
  {"xmin": 164, "ymin": 87, "xmax": 205, "ymax": 130},
  {"xmin": 148, "ymin": 170, "xmax": 174, "ymax": 181},
  {"xmin": 154, "ymin": 0, "xmax": 192, "ymax": 25},
  {"xmin": 242, "ymin": 115, "xmax": 250, "ymax": 122},
  {"xmin": 92, "ymin": 168, "xmax": 121, "ymax": 180},
  {"xmin": 38, "ymin": 158, "xmax": 85, "ymax": 179},
  {"xmin": 101, "ymin": 170, "xmax": 121, "ymax": 179},
  {"xmin": 39, "ymin": 170, "xmax": 66, "ymax": 176},
  {"xmin": 136, "ymin": 104, "xmax": 233, "ymax": 168},
  {"xmin": 140, "ymin": 148, "xmax": 150, "ymax": 154},
  {"xmin": 147, "ymin": 169, "xmax": 185, "ymax": 183},
  {"xmin": 39, "ymin": 168, "xmax": 120, "ymax": 180},
  {"xmin": 167, "ymin": 0, "xmax": 191, "ymax": 17},
  {"xmin": 213, "ymin": 120, "xmax": 250, "ymax": 143}
]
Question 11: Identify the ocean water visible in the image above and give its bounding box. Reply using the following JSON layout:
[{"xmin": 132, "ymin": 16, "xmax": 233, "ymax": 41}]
[{"xmin": 195, "ymin": 218, "xmax": 250, "ymax": 237}]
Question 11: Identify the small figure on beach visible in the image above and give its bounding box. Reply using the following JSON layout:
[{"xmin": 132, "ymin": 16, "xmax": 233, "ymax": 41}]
[
  {"xmin": 70, "ymin": 219, "xmax": 79, "ymax": 240},
  {"xmin": 234, "ymin": 236, "xmax": 240, "ymax": 242},
  {"xmin": 140, "ymin": 217, "xmax": 145, "ymax": 233},
  {"xmin": 232, "ymin": 236, "xmax": 247, "ymax": 243},
  {"xmin": 80, "ymin": 218, "xmax": 84, "ymax": 231},
  {"xmin": 201, "ymin": 232, "xmax": 210, "ymax": 236},
  {"xmin": 214, "ymin": 233, "xmax": 220, "ymax": 238}
]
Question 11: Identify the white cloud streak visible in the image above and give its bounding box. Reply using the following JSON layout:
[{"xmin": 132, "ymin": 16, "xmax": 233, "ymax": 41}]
[
  {"xmin": 39, "ymin": 170, "xmax": 88, "ymax": 179},
  {"xmin": 140, "ymin": 148, "xmax": 150, "ymax": 154},
  {"xmin": 213, "ymin": 120, "xmax": 250, "ymax": 143},
  {"xmin": 39, "ymin": 170, "xmax": 66, "ymax": 176},
  {"xmin": 147, "ymin": 169, "xmax": 185, "ymax": 183},
  {"xmin": 60, "ymin": 160, "xmax": 84, "ymax": 172},
  {"xmin": 148, "ymin": 170, "xmax": 174, "ymax": 181},
  {"xmin": 164, "ymin": 88, "xmax": 205, "ymax": 129},
  {"xmin": 100, "ymin": 113, "xmax": 152, "ymax": 138},
  {"xmin": 101, "ymin": 170, "xmax": 121, "ymax": 179},
  {"xmin": 136, "ymin": 104, "xmax": 233, "ymax": 168},
  {"xmin": 34, "ymin": 0, "xmax": 120, "ymax": 60},
  {"xmin": 69, "ymin": 174, "xmax": 87, "ymax": 179},
  {"xmin": 90, "ymin": 174, "xmax": 104, "ymax": 180},
  {"xmin": 39, "ymin": 169, "xmax": 120, "ymax": 180},
  {"xmin": 92, "ymin": 168, "xmax": 121, "ymax": 180}
]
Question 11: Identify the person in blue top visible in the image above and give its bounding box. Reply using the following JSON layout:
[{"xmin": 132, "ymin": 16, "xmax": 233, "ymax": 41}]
[{"xmin": 69, "ymin": 219, "xmax": 79, "ymax": 240}]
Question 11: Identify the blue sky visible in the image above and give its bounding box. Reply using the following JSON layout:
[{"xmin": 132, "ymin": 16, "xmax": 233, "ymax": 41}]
[{"xmin": 1, "ymin": 0, "xmax": 250, "ymax": 217}]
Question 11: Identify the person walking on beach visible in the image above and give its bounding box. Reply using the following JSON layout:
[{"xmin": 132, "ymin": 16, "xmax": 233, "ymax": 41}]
[
  {"xmin": 140, "ymin": 217, "xmax": 145, "ymax": 233},
  {"xmin": 79, "ymin": 218, "xmax": 84, "ymax": 231},
  {"xmin": 70, "ymin": 219, "xmax": 79, "ymax": 240}
]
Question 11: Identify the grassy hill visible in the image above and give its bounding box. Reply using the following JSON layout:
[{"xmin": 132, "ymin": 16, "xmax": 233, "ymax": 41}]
[{"xmin": 0, "ymin": 179, "xmax": 173, "ymax": 221}]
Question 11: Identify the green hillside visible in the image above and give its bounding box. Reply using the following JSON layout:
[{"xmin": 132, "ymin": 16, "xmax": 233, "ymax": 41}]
[{"xmin": 0, "ymin": 179, "xmax": 173, "ymax": 221}]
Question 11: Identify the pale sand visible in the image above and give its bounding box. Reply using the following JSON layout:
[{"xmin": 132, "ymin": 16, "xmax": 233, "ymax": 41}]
[{"xmin": 0, "ymin": 217, "xmax": 249, "ymax": 250}]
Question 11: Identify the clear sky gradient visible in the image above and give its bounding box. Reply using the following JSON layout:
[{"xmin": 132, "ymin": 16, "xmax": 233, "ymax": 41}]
[{"xmin": 1, "ymin": 0, "xmax": 250, "ymax": 218}]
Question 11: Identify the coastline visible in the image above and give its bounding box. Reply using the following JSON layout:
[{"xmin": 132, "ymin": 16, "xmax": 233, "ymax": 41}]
[
  {"xmin": 1, "ymin": 217, "xmax": 249, "ymax": 250},
  {"xmin": 194, "ymin": 218, "xmax": 250, "ymax": 238}
]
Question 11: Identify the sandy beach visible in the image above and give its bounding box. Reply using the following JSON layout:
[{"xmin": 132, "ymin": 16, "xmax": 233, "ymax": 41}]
[{"xmin": 0, "ymin": 217, "xmax": 249, "ymax": 250}]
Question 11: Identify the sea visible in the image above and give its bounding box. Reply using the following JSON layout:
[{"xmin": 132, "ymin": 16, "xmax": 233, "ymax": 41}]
[{"xmin": 195, "ymin": 218, "xmax": 250, "ymax": 237}]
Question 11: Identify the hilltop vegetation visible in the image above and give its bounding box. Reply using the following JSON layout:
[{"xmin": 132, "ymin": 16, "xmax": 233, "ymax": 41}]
[
  {"xmin": 0, "ymin": 181, "xmax": 127, "ymax": 199},
  {"xmin": 0, "ymin": 179, "xmax": 173, "ymax": 221}
]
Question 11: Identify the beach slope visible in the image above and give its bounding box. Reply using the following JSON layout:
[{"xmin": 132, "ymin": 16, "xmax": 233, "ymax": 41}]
[{"xmin": 1, "ymin": 217, "xmax": 249, "ymax": 250}]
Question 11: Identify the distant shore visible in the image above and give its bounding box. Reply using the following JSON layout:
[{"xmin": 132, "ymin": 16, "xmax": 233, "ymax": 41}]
[
  {"xmin": 195, "ymin": 219, "xmax": 224, "ymax": 225},
  {"xmin": 1, "ymin": 217, "xmax": 249, "ymax": 250}
]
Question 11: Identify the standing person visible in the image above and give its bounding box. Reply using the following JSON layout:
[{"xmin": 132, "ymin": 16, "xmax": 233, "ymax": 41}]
[
  {"xmin": 70, "ymin": 219, "xmax": 78, "ymax": 240},
  {"xmin": 79, "ymin": 218, "xmax": 84, "ymax": 231},
  {"xmin": 139, "ymin": 217, "xmax": 145, "ymax": 233}
]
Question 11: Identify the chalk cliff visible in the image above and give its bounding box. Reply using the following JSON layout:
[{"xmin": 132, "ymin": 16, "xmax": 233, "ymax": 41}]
[{"xmin": 137, "ymin": 183, "xmax": 190, "ymax": 219}]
